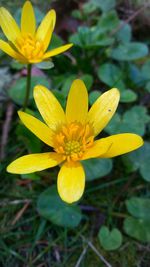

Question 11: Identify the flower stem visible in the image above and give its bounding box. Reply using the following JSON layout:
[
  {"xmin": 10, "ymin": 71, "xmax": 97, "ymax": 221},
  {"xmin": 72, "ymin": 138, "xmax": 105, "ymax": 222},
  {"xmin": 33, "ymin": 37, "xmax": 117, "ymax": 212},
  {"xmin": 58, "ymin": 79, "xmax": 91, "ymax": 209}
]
[{"xmin": 22, "ymin": 64, "xmax": 32, "ymax": 111}]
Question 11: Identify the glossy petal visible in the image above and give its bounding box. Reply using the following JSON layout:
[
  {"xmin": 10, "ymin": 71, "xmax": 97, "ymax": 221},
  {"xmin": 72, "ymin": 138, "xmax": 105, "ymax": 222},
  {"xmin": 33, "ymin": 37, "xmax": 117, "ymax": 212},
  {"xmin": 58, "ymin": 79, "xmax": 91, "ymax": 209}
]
[
  {"xmin": 7, "ymin": 152, "xmax": 63, "ymax": 174},
  {"xmin": 34, "ymin": 85, "xmax": 66, "ymax": 131},
  {"xmin": 87, "ymin": 88, "xmax": 120, "ymax": 136},
  {"xmin": 0, "ymin": 40, "xmax": 26, "ymax": 61},
  {"xmin": 0, "ymin": 7, "xmax": 21, "ymax": 43},
  {"xmin": 36, "ymin": 10, "xmax": 56, "ymax": 51},
  {"xmin": 82, "ymin": 139, "xmax": 111, "ymax": 160},
  {"xmin": 99, "ymin": 134, "xmax": 144, "ymax": 158},
  {"xmin": 58, "ymin": 161, "xmax": 85, "ymax": 203},
  {"xmin": 18, "ymin": 111, "xmax": 54, "ymax": 147},
  {"xmin": 43, "ymin": 44, "xmax": 73, "ymax": 59},
  {"xmin": 21, "ymin": 1, "xmax": 36, "ymax": 35},
  {"xmin": 66, "ymin": 79, "xmax": 88, "ymax": 124}
]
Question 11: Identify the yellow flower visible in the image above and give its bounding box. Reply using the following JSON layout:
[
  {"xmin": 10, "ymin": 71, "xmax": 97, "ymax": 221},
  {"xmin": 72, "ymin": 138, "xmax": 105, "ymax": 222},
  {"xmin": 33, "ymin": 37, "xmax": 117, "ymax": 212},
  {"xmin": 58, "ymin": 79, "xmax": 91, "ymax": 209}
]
[
  {"xmin": 0, "ymin": 1, "xmax": 72, "ymax": 63},
  {"xmin": 7, "ymin": 80, "xmax": 143, "ymax": 203}
]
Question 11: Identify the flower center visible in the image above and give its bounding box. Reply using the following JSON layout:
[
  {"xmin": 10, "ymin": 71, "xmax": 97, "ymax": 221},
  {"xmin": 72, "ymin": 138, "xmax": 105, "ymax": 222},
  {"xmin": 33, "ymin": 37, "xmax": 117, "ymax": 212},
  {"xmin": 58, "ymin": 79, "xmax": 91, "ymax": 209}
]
[
  {"xmin": 53, "ymin": 122, "xmax": 94, "ymax": 162},
  {"xmin": 16, "ymin": 33, "xmax": 44, "ymax": 60}
]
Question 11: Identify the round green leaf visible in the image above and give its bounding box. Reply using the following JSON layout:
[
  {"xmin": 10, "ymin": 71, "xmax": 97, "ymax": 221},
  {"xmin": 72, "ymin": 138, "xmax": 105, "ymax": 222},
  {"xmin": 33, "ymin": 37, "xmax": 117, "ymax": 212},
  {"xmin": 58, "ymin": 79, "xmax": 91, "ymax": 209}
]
[
  {"xmin": 8, "ymin": 76, "xmax": 49, "ymax": 105},
  {"xmin": 98, "ymin": 63, "xmax": 125, "ymax": 90},
  {"xmin": 37, "ymin": 186, "xmax": 82, "ymax": 228},
  {"xmin": 126, "ymin": 197, "xmax": 150, "ymax": 220},
  {"xmin": 116, "ymin": 22, "xmax": 132, "ymax": 44},
  {"xmin": 83, "ymin": 158, "xmax": 113, "ymax": 181},
  {"xmin": 124, "ymin": 142, "xmax": 150, "ymax": 181},
  {"xmin": 110, "ymin": 42, "xmax": 148, "ymax": 61},
  {"xmin": 120, "ymin": 89, "xmax": 137, "ymax": 103},
  {"xmin": 98, "ymin": 226, "xmax": 122, "ymax": 251},
  {"xmin": 106, "ymin": 106, "xmax": 150, "ymax": 136},
  {"xmin": 36, "ymin": 61, "xmax": 54, "ymax": 70},
  {"xmin": 124, "ymin": 217, "xmax": 150, "ymax": 242},
  {"xmin": 94, "ymin": 0, "xmax": 116, "ymax": 12}
]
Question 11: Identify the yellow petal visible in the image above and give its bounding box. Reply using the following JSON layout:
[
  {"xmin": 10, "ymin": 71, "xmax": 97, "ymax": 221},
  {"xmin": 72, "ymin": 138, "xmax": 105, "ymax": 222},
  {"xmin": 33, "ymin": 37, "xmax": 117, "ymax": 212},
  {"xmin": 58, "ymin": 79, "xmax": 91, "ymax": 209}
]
[
  {"xmin": 18, "ymin": 111, "xmax": 54, "ymax": 147},
  {"xmin": 0, "ymin": 7, "xmax": 21, "ymax": 44},
  {"xmin": 43, "ymin": 43, "xmax": 73, "ymax": 59},
  {"xmin": 7, "ymin": 152, "xmax": 63, "ymax": 174},
  {"xmin": 34, "ymin": 85, "xmax": 66, "ymax": 131},
  {"xmin": 66, "ymin": 79, "xmax": 88, "ymax": 124},
  {"xmin": 87, "ymin": 88, "xmax": 120, "ymax": 136},
  {"xmin": 58, "ymin": 161, "xmax": 85, "ymax": 203},
  {"xmin": 21, "ymin": 1, "xmax": 36, "ymax": 35},
  {"xmin": 82, "ymin": 139, "xmax": 111, "ymax": 160},
  {"xmin": 0, "ymin": 40, "xmax": 26, "ymax": 61},
  {"xmin": 99, "ymin": 134, "xmax": 144, "ymax": 158},
  {"xmin": 36, "ymin": 10, "xmax": 56, "ymax": 51}
]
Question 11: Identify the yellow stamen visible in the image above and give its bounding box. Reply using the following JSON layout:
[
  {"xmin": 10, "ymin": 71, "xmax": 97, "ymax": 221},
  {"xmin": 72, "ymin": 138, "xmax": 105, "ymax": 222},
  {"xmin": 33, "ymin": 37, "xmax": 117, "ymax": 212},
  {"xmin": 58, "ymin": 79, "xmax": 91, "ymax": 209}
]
[
  {"xmin": 16, "ymin": 33, "xmax": 44, "ymax": 60},
  {"xmin": 53, "ymin": 122, "xmax": 94, "ymax": 162}
]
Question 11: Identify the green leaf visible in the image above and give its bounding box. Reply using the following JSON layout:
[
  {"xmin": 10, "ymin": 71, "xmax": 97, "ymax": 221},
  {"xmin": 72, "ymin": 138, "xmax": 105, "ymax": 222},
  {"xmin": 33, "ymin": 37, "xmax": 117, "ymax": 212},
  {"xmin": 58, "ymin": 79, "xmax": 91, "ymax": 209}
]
[
  {"xmin": 61, "ymin": 75, "xmax": 76, "ymax": 97},
  {"xmin": 126, "ymin": 197, "xmax": 150, "ymax": 220},
  {"xmin": 89, "ymin": 91, "xmax": 101, "ymax": 105},
  {"xmin": 141, "ymin": 60, "xmax": 150, "ymax": 81},
  {"xmin": 124, "ymin": 217, "xmax": 150, "ymax": 242},
  {"xmin": 93, "ymin": 0, "xmax": 116, "ymax": 12},
  {"xmin": 48, "ymin": 33, "xmax": 63, "ymax": 50},
  {"xmin": 37, "ymin": 186, "xmax": 82, "ymax": 228},
  {"xmin": 21, "ymin": 173, "xmax": 40, "ymax": 180},
  {"xmin": 98, "ymin": 226, "xmax": 122, "ymax": 250},
  {"xmin": 81, "ymin": 74, "xmax": 94, "ymax": 91},
  {"xmin": 8, "ymin": 76, "xmax": 49, "ymax": 105},
  {"xmin": 83, "ymin": 158, "xmax": 113, "ymax": 181},
  {"xmin": 97, "ymin": 10, "xmax": 119, "ymax": 34},
  {"xmin": 110, "ymin": 42, "xmax": 148, "ymax": 61},
  {"xmin": 116, "ymin": 22, "xmax": 132, "ymax": 43},
  {"xmin": 16, "ymin": 124, "xmax": 42, "ymax": 153},
  {"xmin": 120, "ymin": 89, "xmax": 137, "ymax": 103},
  {"xmin": 36, "ymin": 61, "xmax": 54, "ymax": 70},
  {"xmin": 69, "ymin": 26, "xmax": 114, "ymax": 49},
  {"xmin": 106, "ymin": 106, "xmax": 150, "ymax": 136},
  {"xmin": 97, "ymin": 63, "xmax": 125, "ymax": 90},
  {"xmin": 124, "ymin": 142, "xmax": 150, "ymax": 182}
]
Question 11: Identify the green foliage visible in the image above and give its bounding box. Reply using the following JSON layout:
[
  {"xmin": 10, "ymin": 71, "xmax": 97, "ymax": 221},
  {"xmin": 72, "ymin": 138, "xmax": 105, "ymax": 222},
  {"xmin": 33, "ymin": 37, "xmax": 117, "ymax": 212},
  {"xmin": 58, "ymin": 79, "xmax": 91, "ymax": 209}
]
[
  {"xmin": 126, "ymin": 197, "xmax": 150, "ymax": 220},
  {"xmin": 123, "ymin": 142, "xmax": 150, "ymax": 181},
  {"xmin": 1, "ymin": 0, "xmax": 150, "ymax": 265},
  {"xmin": 8, "ymin": 76, "xmax": 49, "ymax": 105},
  {"xmin": 124, "ymin": 218, "xmax": 150, "ymax": 243},
  {"xmin": 109, "ymin": 43, "xmax": 148, "ymax": 61},
  {"xmin": 106, "ymin": 106, "xmax": 150, "ymax": 136},
  {"xmin": 37, "ymin": 186, "xmax": 82, "ymax": 228},
  {"xmin": 98, "ymin": 226, "xmax": 122, "ymax": 250},
  {"xmin": 83, "ymin": 158, "xmax": 113, "ymax": 181},
  {"xmin": 124, "ymin": 197, "xmax": 150, "ymax": 242}
]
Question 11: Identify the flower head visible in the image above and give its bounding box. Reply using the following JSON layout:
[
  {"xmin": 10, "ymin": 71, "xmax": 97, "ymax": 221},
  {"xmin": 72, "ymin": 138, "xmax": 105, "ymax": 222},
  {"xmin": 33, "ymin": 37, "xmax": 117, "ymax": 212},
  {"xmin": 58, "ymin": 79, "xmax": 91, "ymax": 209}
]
[
  {"xmin": 7, "ymin": 80, "xmax": 143, "ymax": 203},
  {"xmin": 0, "ymin": 1, "xmax": 72, "ymax": 63}
]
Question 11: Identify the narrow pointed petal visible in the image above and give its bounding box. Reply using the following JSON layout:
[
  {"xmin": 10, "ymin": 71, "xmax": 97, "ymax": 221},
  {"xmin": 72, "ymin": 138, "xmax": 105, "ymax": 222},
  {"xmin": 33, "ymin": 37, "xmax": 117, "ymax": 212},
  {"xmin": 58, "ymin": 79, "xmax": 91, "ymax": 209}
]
[
  {"xmin": 36, "ymin": 10, "xmax": 56, "ymax": 51},
  {"xmin": 0, "ymin": 7, "xmax": 21, "ymax": 43},
  {"xmin": 34, "ymin": 85, "xmax": 66, "ymax": 131},
  {"xmin": 66, "ymin": 79, "xmax": 88, "ymax": 124},
  {"xmin": 18, "ymin": 111, "xmax": 54, "ymax": 147},
  {"xmin": 7, "ymin": 152, "xmax": 63, "ymax": 174},
  {"xmin": 0, "ymin": 40, "xmax": 26, "ymax": 61},
  {"xmin": 87, "ymin": 88, "xmax": 120, "ymax": 136},
  {"xmin": 21, "ymin": 1, "xmax": 36, "ymax": 35},
  {"xmin": 99, "ymin": 134, "xmax": 144, "ymax": 158},
  {"xmin": 43, "ymin": 44, "xmax": 73, "ymax": 59},
  {"xmin": 58, "ymin": 162, "xmax": 85, "ymax": 203},
  {"xmin": 82, "ymin": 139, "xmax": 111, "ymax": 160}
]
